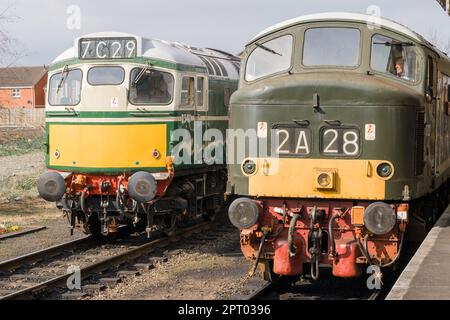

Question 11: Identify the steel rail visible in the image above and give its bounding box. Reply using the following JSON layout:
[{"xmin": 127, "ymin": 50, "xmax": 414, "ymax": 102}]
[
  {"xmin": 0, "ymin": 226, "xmax": 47, "ymax": 240},
  {"xmin": 246, "ymin": 281, "xmax": 275, "ymax": 300},
  {"xmin": 0, "ymin": 236, "xmax": 92, "ymax": 273},
  {"xmin": 0, "ymin": 222, "xmax": 211, "ymax": 300}
]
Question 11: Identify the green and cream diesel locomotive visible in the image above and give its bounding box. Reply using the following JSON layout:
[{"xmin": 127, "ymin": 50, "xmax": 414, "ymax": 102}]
[
  {"xmin": 37, "ymin": 32, "xmax": 239, "ymax": 237},
  {"xmin": 227, "ymin": 13, "xmax": 450, "ymax": 281}
]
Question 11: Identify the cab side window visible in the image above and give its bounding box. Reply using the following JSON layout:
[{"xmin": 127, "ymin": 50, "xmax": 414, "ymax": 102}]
[
  {"xmin": 371, "ymin": 34, "xmax": 420, "ymax": 82},
  {"xmin": 181, "ymin": 77, "xmax": 195, "ymax": 107},
  {"xmin": 196, "ymin": 77, "xmax": 205, "ymax": 108}
]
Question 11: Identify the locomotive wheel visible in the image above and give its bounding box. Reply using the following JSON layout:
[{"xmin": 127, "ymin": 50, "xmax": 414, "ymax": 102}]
[
  {"xmin": 82, "ymin": 214, "xmax": 103, "ymax": 239},
  {"xmin": 202, "ymin": 208, "xmax": 219, "ymax": 222},
  {"xmin": 203, "ymin": 194, "xmax": 224, "ymax": 222},
  {"xmin": 163, "ymin": 214, "xmax": 178, "ymax": 237}
]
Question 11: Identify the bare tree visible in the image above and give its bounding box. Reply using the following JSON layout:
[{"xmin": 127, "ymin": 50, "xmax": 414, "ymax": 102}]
[{"xmin": 0, "ymin": 3, "xmax": 26, "ymax": 68}]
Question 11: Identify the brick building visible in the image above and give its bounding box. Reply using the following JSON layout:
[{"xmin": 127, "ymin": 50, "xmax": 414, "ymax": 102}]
[{"xmin": 0, "ymin": 66, "xmax": 48, "ymax": 109}]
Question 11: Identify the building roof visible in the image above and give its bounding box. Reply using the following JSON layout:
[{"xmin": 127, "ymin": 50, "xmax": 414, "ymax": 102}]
[
  {"xmin": 0, "ymin": 66, "xmax": 47, "ymax": 88},
  {"xmin": 251, "ymin": 12, "xmax": 431, "ymax": 45}
]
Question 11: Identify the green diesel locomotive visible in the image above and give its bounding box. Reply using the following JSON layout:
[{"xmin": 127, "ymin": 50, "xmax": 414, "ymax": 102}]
[
  {"xmin": 227, "ymin": 13, "xmax": 450, "ymax": 281},
  {"xmin": 37, "ymin": 32, "xmax": 239, "ymax": 237}
]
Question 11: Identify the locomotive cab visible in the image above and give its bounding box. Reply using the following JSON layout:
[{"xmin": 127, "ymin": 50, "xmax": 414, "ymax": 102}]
[{"xmin": 227, "ymin": 13, "xmax": 450, "ymax": 282}]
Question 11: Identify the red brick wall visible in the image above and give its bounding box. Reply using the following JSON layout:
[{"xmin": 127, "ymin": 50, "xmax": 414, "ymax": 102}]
[
  {"xmin": 0, "ymin": 88, "xmax": 34, "ymax": 108},
  {"xmin": 0, "ymin": 73, "xmax": 48, "ymax": 109}
]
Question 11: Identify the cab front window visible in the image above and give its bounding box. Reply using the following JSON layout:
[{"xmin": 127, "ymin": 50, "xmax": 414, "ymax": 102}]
[
  {"xmin": 88, "ymin": 66, "xmax": 124, "ymax": 85},
  {"xmin": 48, "ymin": 68, "xmax": 82, "ymax": 106},
  {"xmin": 303, "ymin": 27, "xmax": 361, "ymax": 67},
  {"xmin": 129, "ymin": 68, "xmax": 174, "ymax": 105},
  {"xmin": 245, "ymin": 34, "xmax": 293, "ymax": 82},
  {"xmin": 371, "ymin": 34, "xmax": 420, "ymax": 82}
]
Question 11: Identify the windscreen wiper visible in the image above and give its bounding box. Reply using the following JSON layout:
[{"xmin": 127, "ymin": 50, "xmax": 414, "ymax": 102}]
[
  {"xmin": 56, "ymin": 65, "xmax": 69, "ymax": 94},
  {"xmin": 255, "ymin": 43, "xmax": 283, "ymax": 56},
  {"xmin": 373, "ymin": 41, "xmax": 415, "ymax": 47},
  {"xmin": 133, "ymin": 63, "xmax": 152, "ymax": 86}
]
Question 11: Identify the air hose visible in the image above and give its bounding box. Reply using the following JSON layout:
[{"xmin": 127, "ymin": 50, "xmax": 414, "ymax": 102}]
[
  {"xmin": 364, "ymin": 231, "xmax": 405, "ymax": 268},
  {"xmin": 80, "ymin": 187, "xmax": 89, "ymax": 215},
  {"xmin": 357, "ymin": 234, "xmax": 373, "ymax": 266},
  {"xmin": 115, "ymin": 178, "xmax": 137, "ymax": 221},
  {"xmin": 328, "ymin": 214, "xmax": 338, "ymax": 258},
  {"xmin": 288, "ymin": 213, "xmax": 301, "ymax": 258},
  {"xmin": 248, "ymin": 229, "xmax": 269, "ymax": 277}
]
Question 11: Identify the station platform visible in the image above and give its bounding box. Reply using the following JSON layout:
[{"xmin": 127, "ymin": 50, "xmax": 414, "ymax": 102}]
[{"xmin": 386, "ymin": 206, "xmax": 450, "ymax": 300}]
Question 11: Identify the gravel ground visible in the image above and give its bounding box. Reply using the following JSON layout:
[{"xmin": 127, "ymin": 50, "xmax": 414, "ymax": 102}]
[
  {"xmin": 0, "ymin": 128, "xmax": 84, "ymax": 262},
  {"xmin": 0, "ymin": 151, "xmax": 44, "ymax": 182},
  {"xmin": 89, "ymin": 227, "xmax": 265, "ymax": 300},
  {"xmin": 0, "ymin": 200, "xmax": 85, "ymax": 262},
  {"xmin": 0, "ymin": 128, "xmax": 264, "ymax": 299}
]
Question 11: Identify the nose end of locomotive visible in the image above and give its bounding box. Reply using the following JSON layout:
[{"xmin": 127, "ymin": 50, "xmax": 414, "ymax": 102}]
[
  {"xmin": 37, "ymin": 171, "xmax": 66, "ymax": 202},
  {"xmin": 127, "ymin": 171, "xmax": 157, "ymax": 203}
]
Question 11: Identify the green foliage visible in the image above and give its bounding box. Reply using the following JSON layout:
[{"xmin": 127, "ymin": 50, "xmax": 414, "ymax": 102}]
[
  {"xmin": 0, "ymin": 175, "xmax": 39, "ymax": 201},
  {"xmin": 0, "ymin": 136, "xmax": 45, "ymax": 157}
]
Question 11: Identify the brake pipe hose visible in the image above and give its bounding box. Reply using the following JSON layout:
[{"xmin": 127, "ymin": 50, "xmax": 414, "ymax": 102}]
[
  {"xmin": 328, "ymin": 214, "xmax": 338, "ymax": 258},
  {"xmin": 248, "ymin": 229, "xmax": 269, "ymax": 277},
  {"xmin": 288, "ymin": 213, "xmax": 301, "ymax": 258},
  {"xmin": 357, "ymin": 234, "xmax": 373, "ymax": 266},
  {"xmin": 364, "ymin": 231, "xmax": 405, "ymax": 268}
]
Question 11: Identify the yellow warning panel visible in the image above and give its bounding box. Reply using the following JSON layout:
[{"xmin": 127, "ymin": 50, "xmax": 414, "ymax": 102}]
[{"xmin": 49, "ymin": 124, "xmax": 167, "ymax": 169}]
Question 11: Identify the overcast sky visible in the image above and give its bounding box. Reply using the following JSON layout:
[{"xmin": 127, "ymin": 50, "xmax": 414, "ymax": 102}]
[{"xmin": 2, "ymin": 0, "xmax": 450, "ymax": 66}]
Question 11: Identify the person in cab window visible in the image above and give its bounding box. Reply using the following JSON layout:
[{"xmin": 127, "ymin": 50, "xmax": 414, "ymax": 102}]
[{"xmin": 394, "ymin": 57, "xmax": 411, "ymax": 80}]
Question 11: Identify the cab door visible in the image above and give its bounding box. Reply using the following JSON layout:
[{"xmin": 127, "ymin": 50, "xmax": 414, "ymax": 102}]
[{"xmin": 426, "ymin": 56, "xmax": 438, "ymax": 182}]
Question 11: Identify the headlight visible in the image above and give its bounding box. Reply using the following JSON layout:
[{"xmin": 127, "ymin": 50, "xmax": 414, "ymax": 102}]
[
  {"xmin": 377, "ymin": 162, "xmax": 393, "ymax": 179},
  {"xmin": 317, "ymin": 173, "xmax": 331, "ymax": 188},
  {"xmin": 314, "ymin": 169, "xmax": 336, "ymax": 190},
  {"xmin": 242, "ymin": 159, "xmax": 257, "ymax": 176},
  {"xmin": 228, "ymin": 198, "xmax": 260, "ymax": 229},
  {"xmin": 364, "ymin": 202, "xmax": 396, "ymax": 235}
]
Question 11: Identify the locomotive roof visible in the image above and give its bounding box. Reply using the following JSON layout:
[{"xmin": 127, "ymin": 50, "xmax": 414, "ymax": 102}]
[
  {"xmin": 51, "ymin": 32, "xmax": 239, "ymax": 77},
  {"xmin": 251, "ymin": 12, "xmax": 431, "ymax": 45},
  {"xmin": 250, "ymin": 12, "xmax": 450, "ymax": 67}
]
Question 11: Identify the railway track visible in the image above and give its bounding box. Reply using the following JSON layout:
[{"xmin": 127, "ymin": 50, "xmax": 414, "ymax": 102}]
[
  {"xmin": 0, "ymin": 226, "xmax": 47, "ymax": 240},
  {"xmin": 0, "ymin": 221, "xmax": 214, "ymax": 300}
]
